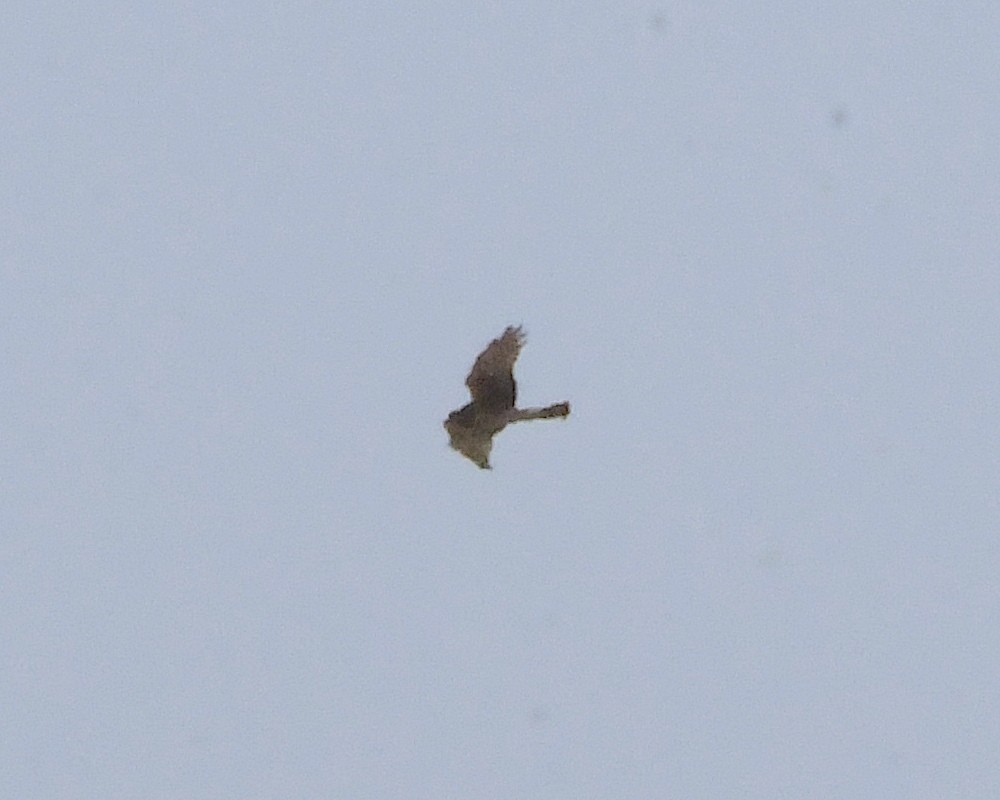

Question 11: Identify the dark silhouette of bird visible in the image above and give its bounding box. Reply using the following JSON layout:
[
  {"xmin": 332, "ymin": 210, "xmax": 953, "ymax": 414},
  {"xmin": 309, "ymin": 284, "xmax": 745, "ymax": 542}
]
[{"xmin": 444, "ymin": 326, "xmax": 570, "ymax": 469}]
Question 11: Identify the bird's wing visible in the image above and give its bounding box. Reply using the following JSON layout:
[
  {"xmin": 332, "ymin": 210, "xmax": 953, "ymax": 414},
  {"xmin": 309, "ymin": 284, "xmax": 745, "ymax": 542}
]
[{"xmin": 465, "ymin": 325, "xmax": 523, "ymax": 410}]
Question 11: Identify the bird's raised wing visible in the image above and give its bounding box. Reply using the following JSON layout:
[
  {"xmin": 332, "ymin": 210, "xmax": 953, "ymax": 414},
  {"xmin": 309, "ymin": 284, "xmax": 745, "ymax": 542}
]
[{"xmin": 465, "ymin": 325, "xmax": 523, "ymax": 411}]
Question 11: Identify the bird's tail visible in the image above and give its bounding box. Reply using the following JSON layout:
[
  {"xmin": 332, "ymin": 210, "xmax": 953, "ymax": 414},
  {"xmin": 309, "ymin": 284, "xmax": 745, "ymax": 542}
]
[{"xmin": 509, "ymin": 402, "xmax": 570, "ymax": 422}]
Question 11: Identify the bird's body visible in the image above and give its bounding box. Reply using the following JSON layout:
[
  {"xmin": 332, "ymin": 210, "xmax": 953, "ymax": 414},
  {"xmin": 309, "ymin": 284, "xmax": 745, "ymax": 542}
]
[{"xmin": 444, "ymin": 326, "xmax": 570, "ymax": 469}]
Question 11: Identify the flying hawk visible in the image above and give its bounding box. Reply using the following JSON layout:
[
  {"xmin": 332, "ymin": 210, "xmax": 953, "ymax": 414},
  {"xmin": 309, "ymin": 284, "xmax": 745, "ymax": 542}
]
[{"xmin": 444, "ymin": 326, "xmax": 570, "ymax": 469}]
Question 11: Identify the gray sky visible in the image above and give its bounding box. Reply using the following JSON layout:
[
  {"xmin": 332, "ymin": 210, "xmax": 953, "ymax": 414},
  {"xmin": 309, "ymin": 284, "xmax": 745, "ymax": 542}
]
[{"xmin": 4, "ymin": 2, "xmax": 999, "ymax": 797}]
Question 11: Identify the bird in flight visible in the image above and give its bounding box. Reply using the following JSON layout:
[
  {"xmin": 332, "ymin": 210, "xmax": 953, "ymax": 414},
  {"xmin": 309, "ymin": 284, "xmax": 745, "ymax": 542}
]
[{"xmin": 444, "ymin": 326, "xmax": 570, "ymax": 469}]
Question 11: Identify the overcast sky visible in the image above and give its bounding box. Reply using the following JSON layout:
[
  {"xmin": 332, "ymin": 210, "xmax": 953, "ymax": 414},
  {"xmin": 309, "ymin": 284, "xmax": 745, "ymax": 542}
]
[{"xmin": 3, "ymin": 2, "xmax": 999, "ymax": 798}]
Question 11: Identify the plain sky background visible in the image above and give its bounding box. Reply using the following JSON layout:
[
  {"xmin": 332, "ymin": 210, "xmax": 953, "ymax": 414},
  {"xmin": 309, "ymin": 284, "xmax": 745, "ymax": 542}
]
[{"xmin": 3, "ymin": 2, "xmax": 999, "ymax": 798}]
